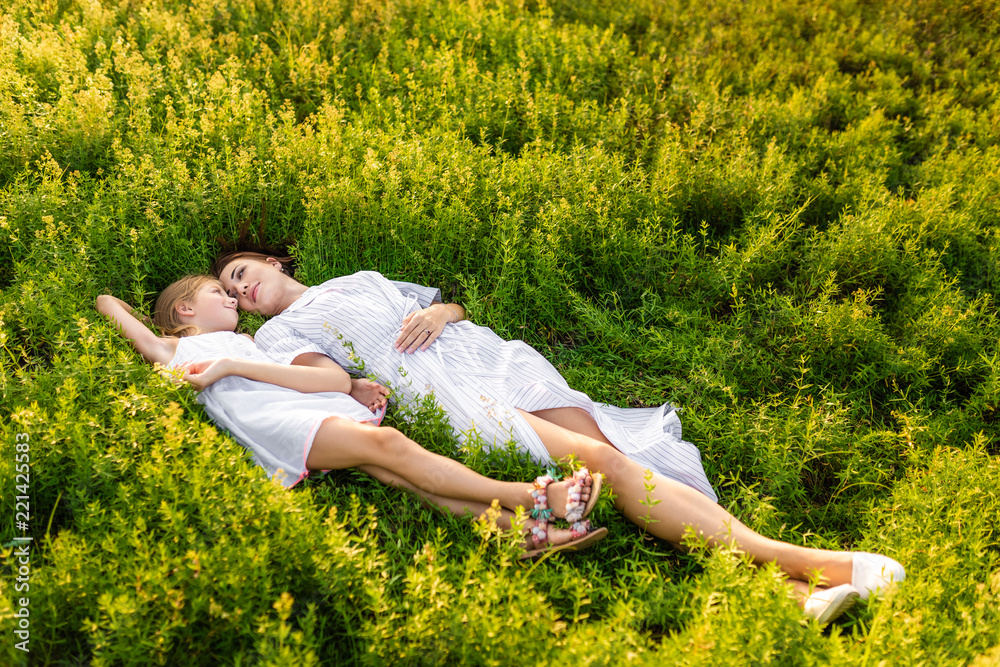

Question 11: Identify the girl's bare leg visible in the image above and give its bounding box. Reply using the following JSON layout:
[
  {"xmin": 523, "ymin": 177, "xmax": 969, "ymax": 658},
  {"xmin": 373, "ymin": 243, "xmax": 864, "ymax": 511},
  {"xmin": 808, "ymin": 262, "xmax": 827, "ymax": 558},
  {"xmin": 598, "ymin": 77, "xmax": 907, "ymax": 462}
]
[
  {"xmin": 359, "ymin": 464, "xmax": 502, "ymax": 519},
  {"xmin": 518, "ymin": 409, "xmax": 855, "ymax": 587},
  {"xmin": 305, "ymin": 418, "xmax": 592, "ymax": 520},
  {"xmin": 358, "ymin": 464, "xmax": 585, "ymax": 548}
]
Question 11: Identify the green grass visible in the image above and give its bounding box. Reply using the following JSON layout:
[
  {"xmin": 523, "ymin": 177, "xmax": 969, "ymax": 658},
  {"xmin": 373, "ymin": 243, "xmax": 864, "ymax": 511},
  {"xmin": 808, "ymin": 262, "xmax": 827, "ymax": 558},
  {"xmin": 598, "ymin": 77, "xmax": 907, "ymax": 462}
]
[{"xmin": 2, "ymin": 0, "xmax": 999, "ymax": 663}]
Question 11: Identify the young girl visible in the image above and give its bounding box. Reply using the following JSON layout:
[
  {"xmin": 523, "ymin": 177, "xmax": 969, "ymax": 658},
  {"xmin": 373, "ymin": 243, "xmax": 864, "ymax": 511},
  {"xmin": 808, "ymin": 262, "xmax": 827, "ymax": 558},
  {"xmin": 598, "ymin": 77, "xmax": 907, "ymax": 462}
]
[{"xmin": 96, "ymin": 275, "xmax": 606, "ymax": 559}]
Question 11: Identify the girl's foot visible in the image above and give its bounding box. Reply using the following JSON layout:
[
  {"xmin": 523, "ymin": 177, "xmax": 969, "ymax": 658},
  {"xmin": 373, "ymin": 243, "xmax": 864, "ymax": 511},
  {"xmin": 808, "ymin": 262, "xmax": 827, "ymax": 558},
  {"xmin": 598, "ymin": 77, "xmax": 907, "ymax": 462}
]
[
  {"xmin": 349, "ymin": 378, "xmax": 391, "ymax": 413},
  {"xmin": 521, "ymin": 519, "xmax": 608, "ymax": 561}
]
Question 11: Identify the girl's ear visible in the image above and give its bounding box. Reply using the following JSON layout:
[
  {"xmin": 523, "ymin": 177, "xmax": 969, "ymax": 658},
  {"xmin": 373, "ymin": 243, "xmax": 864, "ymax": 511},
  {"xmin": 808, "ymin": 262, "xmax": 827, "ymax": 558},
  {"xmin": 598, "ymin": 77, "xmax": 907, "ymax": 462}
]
[{"xmin": 175, "ymin": 301, "xmax": 195, "ymax": 317}]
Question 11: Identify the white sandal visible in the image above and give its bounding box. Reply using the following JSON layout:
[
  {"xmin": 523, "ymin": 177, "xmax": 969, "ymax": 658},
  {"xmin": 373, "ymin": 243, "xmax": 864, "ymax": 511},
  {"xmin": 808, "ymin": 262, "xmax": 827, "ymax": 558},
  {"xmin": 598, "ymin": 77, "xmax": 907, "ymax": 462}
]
[
  {"xmin": 850, "ymin": 552, "xmax": 906, "ymax": 599},
  {"xmin": 803, "ymin": 584, "xmax": 860, "ymax": 625}
]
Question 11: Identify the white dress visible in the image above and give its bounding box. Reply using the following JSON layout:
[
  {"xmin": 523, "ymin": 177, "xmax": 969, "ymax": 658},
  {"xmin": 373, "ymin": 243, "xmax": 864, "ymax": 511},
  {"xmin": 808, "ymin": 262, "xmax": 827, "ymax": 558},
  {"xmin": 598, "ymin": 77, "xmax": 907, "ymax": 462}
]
[
  {"xmin": 253, "ymin": 272, "xmax": 718, "ymax": 501},
  {"xmin": 167, "ymin": 331, "xmax": 384, "ymax": 488}
]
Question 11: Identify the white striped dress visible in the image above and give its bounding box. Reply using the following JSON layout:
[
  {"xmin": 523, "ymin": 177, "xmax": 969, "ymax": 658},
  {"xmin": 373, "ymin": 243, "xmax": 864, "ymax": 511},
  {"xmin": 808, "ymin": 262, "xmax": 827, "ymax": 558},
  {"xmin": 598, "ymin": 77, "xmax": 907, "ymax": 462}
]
[
  {"xmin": 253, "ymin": 271, "xmax": 718, "ymax": 502},
  {"xmin": 167, "ymin": 330, "xmax": 384, "ymax": 488}
]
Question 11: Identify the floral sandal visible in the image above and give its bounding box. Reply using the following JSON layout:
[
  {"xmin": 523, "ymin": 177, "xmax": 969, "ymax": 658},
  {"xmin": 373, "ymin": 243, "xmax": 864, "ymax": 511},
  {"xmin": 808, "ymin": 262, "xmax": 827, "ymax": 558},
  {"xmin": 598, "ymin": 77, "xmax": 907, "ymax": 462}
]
[
  {"xmin": 529, "ymin": 468, "xmax": 602, "ymax": 525},
  {"xmin": 520, "ymin": 519, "xmax": 609, "ymax": 561},
  {"xmin": 564, "ymin": 467, "xmax": 602, "ymax": 523},
  {"xmin": 519, "ymin": 468, "xmax": 607, "ymax": 560}
]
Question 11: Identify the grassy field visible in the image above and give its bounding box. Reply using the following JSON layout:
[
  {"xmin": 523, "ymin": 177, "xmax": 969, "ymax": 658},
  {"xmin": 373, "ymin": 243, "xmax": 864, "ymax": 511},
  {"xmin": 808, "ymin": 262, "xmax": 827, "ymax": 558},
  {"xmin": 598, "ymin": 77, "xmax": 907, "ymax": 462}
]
[{"xmin": 2, "ymin": 0, "xmax": 1000, "ymax": 663}]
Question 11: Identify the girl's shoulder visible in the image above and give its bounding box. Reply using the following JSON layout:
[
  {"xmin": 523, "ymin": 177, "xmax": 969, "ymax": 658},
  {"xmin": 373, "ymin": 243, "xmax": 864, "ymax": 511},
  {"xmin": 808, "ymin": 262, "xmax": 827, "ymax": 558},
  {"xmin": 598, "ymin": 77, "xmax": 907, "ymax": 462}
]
[
  {"xmin": 158, "ymin": 335, "xmax": 181, "ymax": 360},
  {"xmin": 173, "ymin": 330, "xmax": 246, "ymax": 358},
  {"xmin": 170, "ymin": 330, "xmax": 263, "ymax": 366}
]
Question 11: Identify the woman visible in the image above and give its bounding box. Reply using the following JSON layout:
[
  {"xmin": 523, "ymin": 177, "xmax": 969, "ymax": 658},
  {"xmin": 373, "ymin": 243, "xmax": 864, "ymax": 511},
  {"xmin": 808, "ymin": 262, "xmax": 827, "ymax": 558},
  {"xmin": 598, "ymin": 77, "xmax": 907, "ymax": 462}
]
[{"xmin": 212, "ymin": 251, "xmax": 905, "ymax": 623}]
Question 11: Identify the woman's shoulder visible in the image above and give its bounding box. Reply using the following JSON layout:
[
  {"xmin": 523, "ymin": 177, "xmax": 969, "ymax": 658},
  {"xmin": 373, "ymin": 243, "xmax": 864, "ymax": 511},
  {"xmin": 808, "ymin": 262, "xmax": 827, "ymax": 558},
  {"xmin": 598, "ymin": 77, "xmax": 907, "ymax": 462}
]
[
  {"xmin": 321, "ymin": 270, "xmax": 388, "ymax": 286},
  {"xmin": 260, "ymin": 272, "xmax": 393, "ymax": 329},
  {"xmin": 293, "ymin": 271, "xmax": 390, "ymax": 303}
]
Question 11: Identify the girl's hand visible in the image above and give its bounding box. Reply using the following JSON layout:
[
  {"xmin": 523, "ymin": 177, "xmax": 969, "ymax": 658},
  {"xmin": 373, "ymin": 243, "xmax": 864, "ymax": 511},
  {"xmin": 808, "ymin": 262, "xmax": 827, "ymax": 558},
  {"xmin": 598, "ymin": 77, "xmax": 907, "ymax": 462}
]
[
  {"xmin": 350, "ymin": 378, "xmax": 390, "ymax": 412},
  {"xmin": 395, "ymin": 304, "xmax": 456, "ymax": 354},
  {"xmin": 179, "ymin": 358, "xmax": 235, "ymax": 390}
]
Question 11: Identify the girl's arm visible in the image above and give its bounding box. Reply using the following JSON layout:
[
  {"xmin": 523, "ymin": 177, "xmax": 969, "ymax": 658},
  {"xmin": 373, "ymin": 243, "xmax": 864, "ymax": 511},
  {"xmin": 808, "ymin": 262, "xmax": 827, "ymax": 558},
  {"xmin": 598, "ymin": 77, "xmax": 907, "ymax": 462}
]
[
  {"xmin": 96, "ymin": 295, "xmax": 177, "ymax": 365},
  {"xmin": 182, "ymin": 355, "xmax": 353, "ymax": 395},
  {"xmin": 289, "ymin": 352, "xmax": 390, "ymax": 410}
]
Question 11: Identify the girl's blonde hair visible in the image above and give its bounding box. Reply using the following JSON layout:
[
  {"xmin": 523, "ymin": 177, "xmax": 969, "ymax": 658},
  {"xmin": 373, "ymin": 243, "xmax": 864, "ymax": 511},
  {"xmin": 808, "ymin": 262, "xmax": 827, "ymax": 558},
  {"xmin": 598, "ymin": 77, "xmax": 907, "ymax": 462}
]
[{"xmin": 153, "ymin": 275, "xmax": 222, "ymax": 337}]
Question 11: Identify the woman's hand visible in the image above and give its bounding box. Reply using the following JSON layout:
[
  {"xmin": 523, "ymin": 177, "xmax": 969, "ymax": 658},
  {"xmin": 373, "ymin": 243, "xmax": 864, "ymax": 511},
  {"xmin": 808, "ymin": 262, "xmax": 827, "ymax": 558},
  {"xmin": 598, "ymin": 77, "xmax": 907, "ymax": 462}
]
[
  {"xmin": 350, "ymin": 378, "xmax": 390, "ymax": 412},
  {"xmin": 395, "ymin": 303, "xmax": 461, "ymax": 354},
  {"xmin": 178, "ymin": 358, "xmax": 235, "ymax": 390}
]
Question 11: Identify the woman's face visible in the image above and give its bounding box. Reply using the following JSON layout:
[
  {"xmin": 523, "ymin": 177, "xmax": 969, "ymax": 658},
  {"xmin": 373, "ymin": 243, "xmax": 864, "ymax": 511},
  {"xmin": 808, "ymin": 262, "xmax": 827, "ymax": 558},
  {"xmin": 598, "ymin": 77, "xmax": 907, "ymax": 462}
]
[{"xmin": 218, "ymin": 257, "xmax": 288, "ymax": 316}]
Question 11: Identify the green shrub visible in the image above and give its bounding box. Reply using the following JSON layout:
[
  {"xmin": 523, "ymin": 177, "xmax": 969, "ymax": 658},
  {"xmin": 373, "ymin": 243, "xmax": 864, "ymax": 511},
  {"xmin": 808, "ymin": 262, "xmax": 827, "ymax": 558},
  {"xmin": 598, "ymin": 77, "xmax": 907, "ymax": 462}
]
[{"xmin": 2, "ymin": 0, "xmax": 999, "ymax": 663}]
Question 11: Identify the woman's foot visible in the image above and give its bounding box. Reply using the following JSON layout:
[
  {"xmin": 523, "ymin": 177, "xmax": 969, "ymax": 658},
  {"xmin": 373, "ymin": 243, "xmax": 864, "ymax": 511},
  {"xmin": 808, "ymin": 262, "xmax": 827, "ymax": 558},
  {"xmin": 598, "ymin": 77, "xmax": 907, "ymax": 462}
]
[
  {"xmin": 851, "ymin": 553, "xmax": 906, "ymax": 599},
  {"xmin": 802, "ymin": 584, "xmax": 861, "ymax": 625},
  {"xmin": 530, "ymin": 469, "xmax": 601, "ymax": 522},
  {"xmin": 520, "ymin": 519, "xmax": 608, "ymax": 560}
]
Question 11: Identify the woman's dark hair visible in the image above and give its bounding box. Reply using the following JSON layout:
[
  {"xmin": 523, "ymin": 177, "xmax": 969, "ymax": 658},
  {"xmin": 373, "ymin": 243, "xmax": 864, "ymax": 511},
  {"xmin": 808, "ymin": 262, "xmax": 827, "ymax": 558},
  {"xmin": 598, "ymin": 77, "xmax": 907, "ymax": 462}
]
[
  {"xmin": 212, "ymin": 201, "xmax": 297, "ymax": 279},
  {"xmin": 211, "ymin": 250, "xmax": 295, "ymax": 280}
]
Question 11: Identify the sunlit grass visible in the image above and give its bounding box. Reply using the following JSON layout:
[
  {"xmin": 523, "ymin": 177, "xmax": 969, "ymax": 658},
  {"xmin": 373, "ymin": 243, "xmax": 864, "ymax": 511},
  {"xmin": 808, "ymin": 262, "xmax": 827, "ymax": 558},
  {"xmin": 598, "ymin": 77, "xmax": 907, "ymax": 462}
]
[{"xmin": 1, "ymin": 0, "xmax": 999, "ymax": 663}]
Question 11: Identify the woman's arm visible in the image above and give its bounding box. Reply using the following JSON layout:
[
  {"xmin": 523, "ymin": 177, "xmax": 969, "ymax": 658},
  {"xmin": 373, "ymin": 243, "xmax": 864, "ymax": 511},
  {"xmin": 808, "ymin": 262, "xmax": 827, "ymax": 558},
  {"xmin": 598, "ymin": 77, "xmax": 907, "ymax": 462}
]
[
  {"xmin": 395, "ymin": 302, "xmax": 465, "ymax": 353},
  {"xmin": 181, "ymin": 355, "xmax": 353, "ymax": 394},
  {"xmin": 96, "ymin": 294, "xmax": 177, "ymax": 365}
]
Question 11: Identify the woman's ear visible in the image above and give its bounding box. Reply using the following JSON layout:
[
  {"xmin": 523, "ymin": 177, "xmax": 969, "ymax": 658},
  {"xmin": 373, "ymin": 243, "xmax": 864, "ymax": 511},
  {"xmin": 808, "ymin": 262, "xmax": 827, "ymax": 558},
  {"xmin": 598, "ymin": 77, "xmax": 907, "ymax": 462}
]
[{"xmin": 266, "ymin": 257, "xmax": 282, "ymax": 270}]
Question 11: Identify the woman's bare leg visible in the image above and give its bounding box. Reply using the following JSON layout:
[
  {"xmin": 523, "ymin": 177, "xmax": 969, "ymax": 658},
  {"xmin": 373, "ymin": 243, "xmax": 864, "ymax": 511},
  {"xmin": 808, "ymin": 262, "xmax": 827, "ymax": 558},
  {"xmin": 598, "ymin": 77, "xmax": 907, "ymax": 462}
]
[
  {"xmin": 518, "ymin": 409, "xmax": 854, "ymax": 587},
  {"xmin": 305, "ymin": 417, "xmax": 592, "ymax": 519},
  {"xmin": 530, "ymin": 407, "xmax": 614, "ymax": 445}
]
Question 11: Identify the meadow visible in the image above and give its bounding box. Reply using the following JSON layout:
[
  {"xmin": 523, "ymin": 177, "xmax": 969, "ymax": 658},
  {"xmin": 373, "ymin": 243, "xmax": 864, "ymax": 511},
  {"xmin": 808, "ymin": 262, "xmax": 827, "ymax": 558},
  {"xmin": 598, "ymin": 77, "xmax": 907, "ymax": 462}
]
[{"xmin": 2, "ymin": 0, "xmax": 999, "ymax": 663}]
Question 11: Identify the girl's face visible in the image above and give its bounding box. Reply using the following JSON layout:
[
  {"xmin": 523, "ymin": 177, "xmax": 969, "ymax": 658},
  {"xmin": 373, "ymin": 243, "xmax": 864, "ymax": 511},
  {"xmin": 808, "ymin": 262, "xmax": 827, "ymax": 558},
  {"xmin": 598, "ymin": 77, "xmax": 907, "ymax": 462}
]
[
  {"xmin": 184, "ymin": 281, "xmax": 240, "ymax": 333},
  {"xmin": 218, "ymin": 257, "xmax": 288, "ymax": 316}
]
